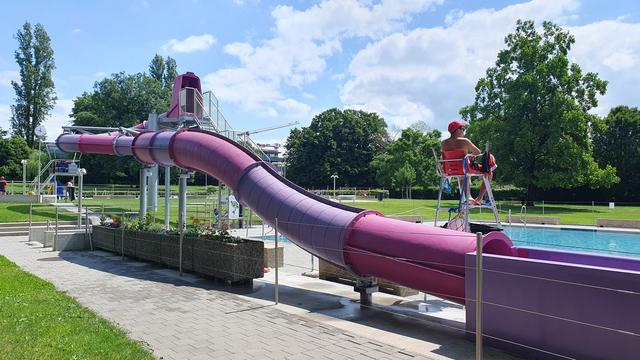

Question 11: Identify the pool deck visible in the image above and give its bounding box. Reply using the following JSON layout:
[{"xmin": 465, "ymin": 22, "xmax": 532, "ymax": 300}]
[{"xmin": 0, "ymin": 233, "xmax": 521, "ymax": 360}]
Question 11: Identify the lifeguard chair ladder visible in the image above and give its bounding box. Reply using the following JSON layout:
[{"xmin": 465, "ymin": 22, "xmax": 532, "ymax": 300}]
[{"xmin": 432, "ymin": 144, "xmax": 501, "ymax": 232}]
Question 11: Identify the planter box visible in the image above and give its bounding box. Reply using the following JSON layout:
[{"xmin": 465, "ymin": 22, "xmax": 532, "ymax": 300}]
[
  {"xmin": 91, "ymin": 226, "xmax": 264, "ymax": 283},
  {"xmin": 319, "ymin": 259, "xmax": 418, "ymax": 297}
]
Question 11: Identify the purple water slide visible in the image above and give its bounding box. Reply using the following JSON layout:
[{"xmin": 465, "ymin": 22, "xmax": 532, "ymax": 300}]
[{"xmin": 57, "ymin": 128, "xmax": 514, "ymax": 304}]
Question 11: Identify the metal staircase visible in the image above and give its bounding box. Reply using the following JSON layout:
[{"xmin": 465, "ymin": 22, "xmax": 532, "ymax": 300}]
[
  {"xmin": 29, "ymin": 159, "xmax": 81, "ymax": 196},
  {"xmin": 172, "ymin": 87, "xmax": 271, "ymax": 162}
]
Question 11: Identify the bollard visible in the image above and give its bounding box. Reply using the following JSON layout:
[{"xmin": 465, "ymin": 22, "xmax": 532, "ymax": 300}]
[
  {"xmin": 86, "ymin": 207, "xmax": 93, "ymax": 251},
  {"xmin": 311, "ymin": 254, "xmax": 314, "ymax": 272},
  {"xmin": 179, "ymin": 228, "xmax": 184, "ymax": 276},
  {"xmin": 476, "ymin": 232, "xmax": 483, "ymax": 360},
  {"xmin": 53, "ymin": 206, "xmax": 59, "ymax": 249},
  {"xmin": 274, "ymin": 218, "xmax": 279, "ymax": 304},
  {"xmin": 28, "ymin": 203, "xmax": 32, "ymax": 243},
  {"xmin": 121, "ymin": 211, "xmax": 125, "ymax": 260}
]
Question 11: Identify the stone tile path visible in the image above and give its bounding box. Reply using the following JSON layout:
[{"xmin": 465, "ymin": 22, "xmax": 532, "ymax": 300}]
[{"xmin": 1, "ymin": 237, "xmax": 435, "ymax": 360}]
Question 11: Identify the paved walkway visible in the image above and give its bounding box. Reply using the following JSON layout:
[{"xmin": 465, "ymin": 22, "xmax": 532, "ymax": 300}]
[{"xmin": 0, "ymin": 236, "xmax": 519, "ymax": 360}]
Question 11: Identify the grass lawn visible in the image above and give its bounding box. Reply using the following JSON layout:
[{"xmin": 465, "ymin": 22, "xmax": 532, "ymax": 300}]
[
  {"xmin": 0, "ymin": 203, "xmax": 76, "ymax": 223},
  {"xmin": 0, "ymin": 196, "xmax": 637, "ymax": 227},
  {"xmin": 0, "ymin": 256, "xmax": 152, "ymax": 359},
  {"xmin": 352, "ymin": 198, "xmax": 640, "ymax": 226}
]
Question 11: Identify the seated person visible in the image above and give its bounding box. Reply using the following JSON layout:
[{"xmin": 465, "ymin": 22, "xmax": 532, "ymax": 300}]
[{"xmin": 441, "ymin": 120, "xmax": 496, "ymax": 205}]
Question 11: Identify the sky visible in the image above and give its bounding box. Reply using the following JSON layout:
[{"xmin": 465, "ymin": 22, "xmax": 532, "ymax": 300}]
[{"xmin": 0, "ymin": 0, "xmax": 638, "ymax": 144}]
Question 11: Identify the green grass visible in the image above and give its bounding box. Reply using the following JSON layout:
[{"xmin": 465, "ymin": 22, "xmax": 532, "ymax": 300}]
[
  {"xmin": 0, "ymin": 203, "xmax": 76, "ymax": 223},
  {"xmin": 352, "ymin": 198, "xmax": 640, "ymax": 226},
  {"xmin": 0, "ymin": 196, "xmax": 637, "ymax": 226},
  {"xmin": 0, "ymin": 256, "xmax": 152, "ymax": 360}
]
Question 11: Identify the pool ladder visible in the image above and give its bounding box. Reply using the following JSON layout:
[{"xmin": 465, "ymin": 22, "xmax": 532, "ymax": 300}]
[{"xmin": 520, "ymin": 205, "xmax": 527, "ymax": 226}]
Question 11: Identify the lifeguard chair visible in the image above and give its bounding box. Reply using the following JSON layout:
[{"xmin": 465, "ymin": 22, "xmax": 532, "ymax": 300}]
[{"xmin": 432, "ymin": 144, "xmax": 500, "ymax": 232}]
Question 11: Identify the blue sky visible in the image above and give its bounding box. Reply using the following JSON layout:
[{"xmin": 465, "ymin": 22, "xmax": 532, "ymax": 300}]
[{"xmin": 0, "ymin": 0, "xmax": 638, "ymax": 143}]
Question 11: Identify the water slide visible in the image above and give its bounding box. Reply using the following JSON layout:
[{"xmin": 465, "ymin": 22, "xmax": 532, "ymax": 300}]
[{"xmin": 56, "ymin": 72, "xmax": 514, "ymax": 305}]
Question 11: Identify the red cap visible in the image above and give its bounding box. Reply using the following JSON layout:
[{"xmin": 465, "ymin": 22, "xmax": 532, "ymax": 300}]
[{"xmin": 448, "ymin": 120, "xmax": 467, "ymax": 134}]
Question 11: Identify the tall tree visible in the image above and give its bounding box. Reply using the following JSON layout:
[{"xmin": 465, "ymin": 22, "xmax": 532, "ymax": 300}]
[
  {"xmin": 10, "ymin": 22, "xmax": 56, "ymax": 147},
  {"xmin": 0, "ymin": 135, "xmax": 32, "ymax": 179},
  {"xmin": 393, "ymin": 162, "xmax": 416, "ymax": 199},
  {"xmin": 285, "ymin": 109, "xmax": 389, "ymax": 188},
  {"xmin": 371, "ymin": 128, "xmax": 441, "ymax": 190},
  {"xmin": 164, "ymin": 56, "xmax": 178, "ymax": 89},
  {"xmin": 460, "ymin": 20, "xmax": 617, "ymax": 199},
  {"xmin": 593, "ymin": 106, "xmax": 640, "ymax": 198},
  {"xmin": 70, "ymin": 72, "xmax": 170, "ymax": 183},
  {"xmin": 149, "ymin": 54, "xmax": 165, "ymax": 83}
]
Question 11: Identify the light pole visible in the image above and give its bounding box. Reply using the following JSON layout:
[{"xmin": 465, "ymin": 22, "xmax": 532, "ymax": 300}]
[
  {"xmin": 35, "ymin": 126, "xmax": 45, "ymax": 202},
  {"xmin": 331, "ymin": 174, "xmax": 338, "ymax": 200},
  {"xmin": 20, "ymin": 160, "xmax": 27, "ymax": 194}
]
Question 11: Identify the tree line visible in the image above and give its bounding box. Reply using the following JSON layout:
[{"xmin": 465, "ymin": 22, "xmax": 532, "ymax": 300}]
[
  {"xmin": 1, "ymin": 20, "xmax": 638, "ymax": 201},
  {"xmin": 285, "ymin": 20, "xmax": 640, "ymax": 201}
]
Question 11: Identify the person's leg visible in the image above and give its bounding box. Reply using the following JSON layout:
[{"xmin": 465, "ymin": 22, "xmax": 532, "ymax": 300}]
[{"xmin": 475, "ymin": 172, "xmax": 493, "ymax": 203}]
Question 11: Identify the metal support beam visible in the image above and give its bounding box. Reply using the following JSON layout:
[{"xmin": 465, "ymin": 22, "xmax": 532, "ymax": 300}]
[
  {"xmin": 355, "ymin": 277, "xmax": 378, "ymax": 306},
  {"xmin": 164, "ymin": 166, "xmax": 171, "ymax": 229},
  {"xmin": 140, "ymin": 168, "xmax": 149, "ymax": 220},
  {"xmin": 77, "ymin": 169, "xmax": 86, "ymax": 228},
  {"xmin": 147, "ymin": 113, "xmax": 159, "ymax": 213},
  {"xmin": 178, "ymin": 172, "xmax": 189, "ymax": 231}
]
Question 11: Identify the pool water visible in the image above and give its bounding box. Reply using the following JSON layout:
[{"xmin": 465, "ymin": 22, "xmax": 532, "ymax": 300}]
[
  {"xmin": 256, "ymin": 227, "xmax": 640, "ymax": 258},
  {"xmin": 504, "ymin": 226, "xmax": 640, "ymax": 258}
]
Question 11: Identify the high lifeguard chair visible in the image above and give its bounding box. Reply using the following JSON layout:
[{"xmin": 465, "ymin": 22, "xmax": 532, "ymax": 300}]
[{"xmin": 432, "ymin": 144, "xmax": 501, "ymax": 232}]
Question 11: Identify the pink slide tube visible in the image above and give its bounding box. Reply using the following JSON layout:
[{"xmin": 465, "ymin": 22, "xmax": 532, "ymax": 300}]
[{"xmin": 56, "ymin": 129, "xmax": 514, "ymax": 304}]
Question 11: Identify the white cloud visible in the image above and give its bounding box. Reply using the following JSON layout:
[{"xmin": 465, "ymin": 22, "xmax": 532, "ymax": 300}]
[
  {"xmin": 204, "ymin": 0, "xmax": 441, "ymax": 117},
  {"xmin": 276, "ymin": 98, "xmax": 312, "ymax": 119},
  {"xmin": 161, "ymin": 34, "xmax": 216, "ymax": 54},
  {"xmin": 570, "ymin": 20, "xmax": 640, "ymax": 115},
  {"xmin": 0, "ymin": 98, "xmax": 72, "ymax": 141},
  {"xmin": 0, "ymin": 70, "xmax": 19, "ymax": 86},
  {"xmin": 339, "ymin": 0, "xmax": 640, "ymax": 132},
  {"xmin": 71, "ymin": 28, "xmax": 82, "ymax": 34},
  {"xmin": 0, "ymin": 104, "xmax": 11, "ymax": 131},
  {"xmin": 44, "ymin": 98, "xmax": 74, "ymax": 141}
]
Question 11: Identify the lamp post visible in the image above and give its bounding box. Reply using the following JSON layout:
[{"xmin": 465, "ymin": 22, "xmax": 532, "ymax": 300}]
[
  {"xmin": 331, "ymin": 174, "xmax": 338, "ymax": 200},
  {"xmin": 20, "ymin": 160, "xmax": 27, "ymax": 194},
  {"xmin": 35, "ymin": 126, "xmax": 45, "ymax": 202}
]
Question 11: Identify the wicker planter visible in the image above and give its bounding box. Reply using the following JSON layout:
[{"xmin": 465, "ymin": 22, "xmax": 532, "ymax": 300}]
[{"xmin": 91, "ymin": 226, "xmax": 264, "ymax": 283}]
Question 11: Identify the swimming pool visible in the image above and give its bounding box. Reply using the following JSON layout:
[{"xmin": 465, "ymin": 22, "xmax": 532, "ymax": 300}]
[
  {"xmin": 504, "ymin": 226, "xmax": 640, "ymax": 258},
  {"xmin": 257, "ymin": 226, "xmax": 640, "ymax": 258}
]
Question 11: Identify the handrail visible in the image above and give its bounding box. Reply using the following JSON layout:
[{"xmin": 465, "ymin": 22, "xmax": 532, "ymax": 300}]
[
  {"xmin": 185, "ymin": 88, "xmax": 271, "ymax": 162},
  {"xmin": 520, "ymin": 205, "xmax": 527, "ymax": 226}
]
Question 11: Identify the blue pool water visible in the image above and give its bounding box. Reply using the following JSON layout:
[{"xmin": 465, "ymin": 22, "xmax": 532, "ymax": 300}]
[
  {"xmin": 256, "ymin": 227, "xmax": 640, "ymax": 258},
  {"xmin": 504, "ymin": 226, "xmax": 640, "ymax": 258}
]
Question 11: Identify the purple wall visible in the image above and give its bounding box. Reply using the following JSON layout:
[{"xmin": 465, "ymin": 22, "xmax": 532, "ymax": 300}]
[{"xmin": 465, "ymin": 248, "xmax": 640, "ymax": 359}]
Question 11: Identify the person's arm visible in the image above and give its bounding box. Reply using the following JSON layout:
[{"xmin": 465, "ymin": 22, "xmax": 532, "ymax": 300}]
[{"xmin": 465, "ymin": 139, "xmax": 481, "ymax": 155}]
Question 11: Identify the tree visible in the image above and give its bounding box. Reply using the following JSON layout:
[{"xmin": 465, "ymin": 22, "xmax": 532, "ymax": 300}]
[
  {"xmin": 164, "ymin": 56, "xmax": 178, "ymax": 89},
  {"xmin": 371, "ymin": 128, "xmax": 441, "ymax": 190},
  {"xmin": 72, "ymin": 72, "xmax": 169, "ymax": 128},
  {"xmin": 593, "ymin": 106, "xmax": 640, "ymax": 198},
  {"xmin": 70, "ymin": 72, "xmax": 171, "ymax": 183},
  {"xmin": 10, "ymin": 22, "xmax": 56, "ymax": 147},
  {"xmin": 149, "ymin": 54, "xmax": 165, "ymax": 83},
  {"xmin": 460, "ymin": 20, "xmax": 617, "ymax": 199},
  {"xmin": 393, "ymin": 162, "xmax": 416, "ymax": 199},
  {"xmin": 0, "ymin": 135, "xmax": 32, "ymax": 180},
  {"xmin": 285, "ymin": 109, "xmax": 389, "ymax": 188}
]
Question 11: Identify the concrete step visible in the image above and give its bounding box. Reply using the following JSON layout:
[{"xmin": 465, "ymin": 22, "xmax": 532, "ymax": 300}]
[
  {"xmin": 0, "ymin": 221, "xmax": 77, "ymax": 228},
  {"xmin": 0, "ymin": 224, "xmax": 86, "ymax": 237}
]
